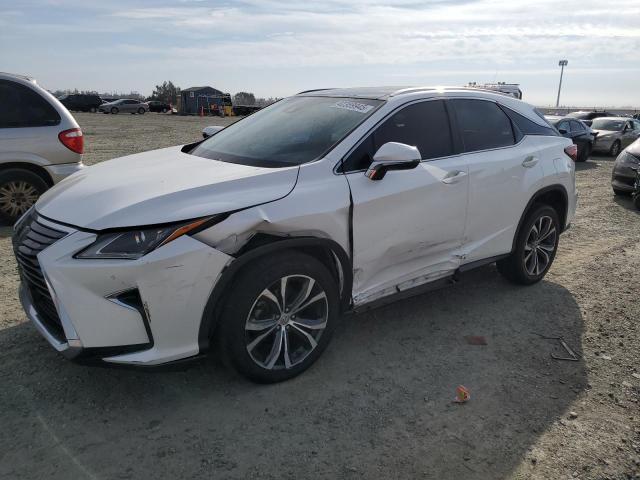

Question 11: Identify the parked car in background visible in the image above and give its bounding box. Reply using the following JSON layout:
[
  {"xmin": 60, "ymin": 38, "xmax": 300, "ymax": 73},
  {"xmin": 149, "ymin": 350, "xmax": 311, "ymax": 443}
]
[
  {"xmin": 611, "ymin": 137, "xmax": 640, "ymax": 195},
  {"xmin": 12, "ymin": 86, "xmax": 576, "ymax": 382},
  {"xmin": 567, "ymin": 110, "xmax": 614, "ymax": 127},
  {"xmin": 233, "ymin": 105, "xmax": 262, "ymax": 116},
  {"xmin": 592, "ymin": 117, "xmax": 640, "ymax": 157},
  {"xmin": 99, "ymin": 99, "xmax": 149, "ymax": 115},
  {"xmin": 0, "ymin": 72, "xmax": 83, "ymax": 223},
  {"xmin": 546, "ymin": 116, "xmax": 596, "ymax": 162},
  {"xmin": 58, "ymin": 93, "xmax": 103, "ymax": 113},
  {"xmin": 146, "ymin": 100, "xmax": 171, "ymax": 113},
  {"xmin": 632, "ymin": 169, "xmax": 640, "ymax": 209}
]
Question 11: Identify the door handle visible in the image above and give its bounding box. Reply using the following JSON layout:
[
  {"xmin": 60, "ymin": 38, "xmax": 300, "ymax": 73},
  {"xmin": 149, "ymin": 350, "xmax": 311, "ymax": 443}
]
[
  {"xmin": 522, "ymin": 156, "xmax": 539, "ymax": 168},
  {"xmin": 441, "ymin": 170, "xmax": 467, "ymax": 184}
]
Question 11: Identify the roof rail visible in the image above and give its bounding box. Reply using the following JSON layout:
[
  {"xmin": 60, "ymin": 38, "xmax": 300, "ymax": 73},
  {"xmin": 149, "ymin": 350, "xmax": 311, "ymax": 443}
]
[
  {"xmin": 296, "ymin": 88, "xmax": 335, "ymax": 95},
  {"xmin": 388, "ymin": 87, "xmax": 438, "ymax": 97}
]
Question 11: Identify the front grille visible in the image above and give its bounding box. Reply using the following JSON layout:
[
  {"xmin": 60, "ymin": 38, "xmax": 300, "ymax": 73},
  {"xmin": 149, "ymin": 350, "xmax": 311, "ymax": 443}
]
[{"xmin": 12, "ymin": 211, "xmax": 68, "ymax": 341}]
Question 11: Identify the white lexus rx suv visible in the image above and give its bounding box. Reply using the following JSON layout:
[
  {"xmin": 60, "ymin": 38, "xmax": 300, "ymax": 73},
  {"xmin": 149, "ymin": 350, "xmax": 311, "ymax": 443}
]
[{"xmin": 13, "ymin": 87, "xmax": 577, "ymax": 382}]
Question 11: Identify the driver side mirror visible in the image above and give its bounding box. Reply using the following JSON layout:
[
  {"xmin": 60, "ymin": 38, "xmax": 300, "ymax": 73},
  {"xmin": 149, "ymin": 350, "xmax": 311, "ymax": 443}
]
[
  {"xmin": 365, "ymin": 142, "xmax": 421, "ymax": 181},
  {"xmin": 558, "ymin": 128, "xmax": 568, "ymax": 135},
  {"xmin": 202, "ymin": 125, "xmax": 225, "ymax": 139}
]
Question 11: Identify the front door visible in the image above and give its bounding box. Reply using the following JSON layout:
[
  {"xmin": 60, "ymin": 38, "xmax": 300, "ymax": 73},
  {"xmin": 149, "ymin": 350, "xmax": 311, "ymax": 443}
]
[{"xmin": 342, "ymin": 100, "xmax": 469, "ymax": 305}]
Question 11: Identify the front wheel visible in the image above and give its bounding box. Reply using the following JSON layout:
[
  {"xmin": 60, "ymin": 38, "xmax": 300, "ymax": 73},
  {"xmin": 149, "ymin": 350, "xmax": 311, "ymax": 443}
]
[
  {"xmin": 138, "ymin": 108, "xmax": 145, "ymax": 114},
  {"xmin": 110, "ymin": 107, "xmax": 118, "ymax": 114},
  {"xmin": 609, "ymin": 140, "xmax": 621, "ymax": 157},
  {"xmin": 90, "ymin": 107, "xmax": 97, "ymax": 113},
  {"xmin": 497, "ymin": 205, "xmax": 560, "ymax": 285},
  {"xmin": 217, "ymin": 251, "xmax": 339, "ymax": 383},
  {"xmin": 577, "ymin": 143, "xmax": 591, "ymax": 162}
]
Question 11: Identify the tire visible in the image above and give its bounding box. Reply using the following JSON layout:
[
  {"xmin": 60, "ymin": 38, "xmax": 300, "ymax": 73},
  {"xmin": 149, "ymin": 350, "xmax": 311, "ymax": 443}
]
[
  {"xmin": 110, "ymin": 107, "xmax": 118, "ymax": 114},
  {"xmin": 0, "ymin": 169, "xmax": 48, "ymax": 224},
  {"xmin": 137, "ymin": 108, "xmax": 145, "ymax": 114},
  {"xmin": 613, "ymin": 187, "xmax": 630, "ymax": 196},
  {"xmin": 217, "ymin": 251, "xmax": 339, "ymax": 383},
  {"xmin": 634, "ymin": 194, "xmax": 640, "ymax": 211},
  {"xmin": 609, "ymin": 140, "xmax": 621, "ymax": 157},
  {"xmin": 161, "ymin": 108, "xmax": 168, "ymax": 113},
  {"xmin": 89, "ymin": 107, "xmax": 97, "ymax": 113},
  {"xmin": 577, "ymin": 143, "xmax": 591, "ymax": 162},
  {"xmin": 497, "ymin": 205, "xmax": 560, "ymax": 285}
]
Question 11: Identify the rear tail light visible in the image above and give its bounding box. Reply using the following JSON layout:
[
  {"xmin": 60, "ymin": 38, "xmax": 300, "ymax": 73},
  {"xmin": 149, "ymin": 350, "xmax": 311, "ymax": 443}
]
[
  {"xmin": 58, "ymin": 128, "xmax": 84, "ymax": 154},
  {"xmin": 564, "ymin": 144, "xmax": 577, "ymax": 161}
]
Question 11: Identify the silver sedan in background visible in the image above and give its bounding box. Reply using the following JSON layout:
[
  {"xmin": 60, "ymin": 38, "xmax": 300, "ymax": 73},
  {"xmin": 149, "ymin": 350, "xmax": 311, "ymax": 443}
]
[
  {"xmin": 592, "ymin": 117, "xmax": 640, "ymax": 156},
  {"xmin": 99, "ymin": 99, "xmax": 149, "ymax": 115}
]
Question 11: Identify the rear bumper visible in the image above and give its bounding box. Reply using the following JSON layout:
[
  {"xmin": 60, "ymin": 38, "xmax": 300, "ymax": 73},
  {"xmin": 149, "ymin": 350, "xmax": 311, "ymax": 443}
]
[{"xmin": 44, "ymin": 162, "xmax": 84, "ymax": 184}]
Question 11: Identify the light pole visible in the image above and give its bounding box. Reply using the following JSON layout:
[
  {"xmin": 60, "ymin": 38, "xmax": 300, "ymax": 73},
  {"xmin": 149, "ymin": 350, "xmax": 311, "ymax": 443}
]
[{"xmin": 556, "ymin": 59, "xmax": 568, "ymax": 108}]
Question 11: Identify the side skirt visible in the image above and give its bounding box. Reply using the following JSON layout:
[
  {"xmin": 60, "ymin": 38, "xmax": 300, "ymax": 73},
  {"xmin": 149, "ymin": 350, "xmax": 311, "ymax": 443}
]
[{"xmin": 347, "ymin": 253, "xmax": 509, "ymax": 315}]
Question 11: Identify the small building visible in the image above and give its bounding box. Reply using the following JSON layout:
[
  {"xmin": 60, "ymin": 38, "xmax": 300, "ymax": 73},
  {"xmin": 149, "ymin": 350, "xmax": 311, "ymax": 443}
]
[{"xmin": 180, "ymin": 86, "xmax": 232, "ymax": 115}]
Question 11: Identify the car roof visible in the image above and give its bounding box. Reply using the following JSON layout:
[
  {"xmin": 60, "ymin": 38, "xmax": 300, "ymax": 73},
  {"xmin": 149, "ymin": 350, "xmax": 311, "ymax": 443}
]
[
  {"xmin": 593, "ymin": 117, "xmax": 630, "ymax": 121},
  {"xmin": 0, "ymin": 71, "xmax": 37, "ymax": 85},
  {"xmin": 296, "ymin": 85, "xmax": 521, "ymax": 100}
]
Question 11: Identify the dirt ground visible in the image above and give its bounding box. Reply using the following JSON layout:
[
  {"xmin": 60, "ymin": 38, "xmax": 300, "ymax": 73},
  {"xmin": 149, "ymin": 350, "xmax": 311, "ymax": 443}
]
[{"xmin": 0, "ymin": 112, "xmax": 638, "ymax": 480}]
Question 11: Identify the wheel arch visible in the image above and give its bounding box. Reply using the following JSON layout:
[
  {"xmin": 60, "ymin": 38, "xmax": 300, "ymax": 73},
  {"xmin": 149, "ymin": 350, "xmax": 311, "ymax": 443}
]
[
  {"xmin": 0, "ymin": 162, "xmax": 54, "ymax": 187},
  {"xmin": 198, "ymin": 235, "xmax": 353, "ymax": 353},
  {"xmin": 511, "ymin": 184, "xmax": 568, "ymax": 253}
]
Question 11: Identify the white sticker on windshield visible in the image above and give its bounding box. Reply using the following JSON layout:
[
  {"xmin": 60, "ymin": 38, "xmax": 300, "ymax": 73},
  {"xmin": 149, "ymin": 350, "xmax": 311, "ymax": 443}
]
[{"xmin": 331, "ymin": 100, "xmax": 374, "ymax": 114}]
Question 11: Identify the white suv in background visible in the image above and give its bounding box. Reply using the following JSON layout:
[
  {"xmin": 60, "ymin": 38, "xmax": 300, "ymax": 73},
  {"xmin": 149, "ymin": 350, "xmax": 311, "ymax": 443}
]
[
  {"xmin": 13, "ymin": 87, "xmax": 577, "ymax": 383},
  {"xmin": 0, "ymin": 72, "xmax": 84, "ymax": 223}
]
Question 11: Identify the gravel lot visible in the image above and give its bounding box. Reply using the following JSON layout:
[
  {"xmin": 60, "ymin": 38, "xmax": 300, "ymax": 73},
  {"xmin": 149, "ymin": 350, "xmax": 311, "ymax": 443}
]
[{"xmin": 0, "ymin": 112, "xmax": 638, "ymax": 479}]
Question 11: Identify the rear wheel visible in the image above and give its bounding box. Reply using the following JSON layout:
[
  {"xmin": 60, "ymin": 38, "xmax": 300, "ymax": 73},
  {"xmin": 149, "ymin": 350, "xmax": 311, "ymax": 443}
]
[
  {"xmin": 497, "ymin": 205, "xmax": 560, "ymax": 285},
  {"xmin": 613, "ymin": 187, "xmax": 630, "ymax": 196},
  {"xmin": 161, "ymin": 108, "xmax": 168, "ymax": 113},
  {"xmin": 609, "ymin": 140, "xmax": 621, "ymax": 157},
  {"xmin": 0, "ymin": 169, "xmax": 48, "ymax": 224},
  {"xmin": 89, "ymin": 107, "xmax": 97, "ymax": 113},
  {"xmin": 137, "ymin": 108, "xmax": 145, "ymax": 114},
  {"xmin": 217, "ymin": 251, "xmax": 339, "ymax": 383}
]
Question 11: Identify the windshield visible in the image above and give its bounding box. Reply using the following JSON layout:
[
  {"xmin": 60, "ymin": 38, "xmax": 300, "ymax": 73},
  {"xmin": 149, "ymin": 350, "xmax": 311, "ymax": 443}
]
[
  {"xmin": 591, "ymin": 119, "xmax": 624, "ymax": 131},
  {"xmin": 190, "ymin": 96, "xmax": 382, "ymax": 167}
]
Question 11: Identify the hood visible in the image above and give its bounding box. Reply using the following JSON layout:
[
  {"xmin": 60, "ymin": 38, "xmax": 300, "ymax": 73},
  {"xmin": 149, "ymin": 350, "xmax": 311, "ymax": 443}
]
[
  {"xmin": 626, "ymin": 138, "xmax": 640, "ymax": 158},
  {"xmin": 592, "ymin": 129, "xmax": 619, "ymax": 136},
  {"xmin": 36, "ymin": 146, "xmax": 299, "ymax": 230}
]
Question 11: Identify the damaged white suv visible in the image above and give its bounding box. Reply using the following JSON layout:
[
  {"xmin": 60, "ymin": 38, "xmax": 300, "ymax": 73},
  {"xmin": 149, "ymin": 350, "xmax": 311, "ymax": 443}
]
[{"xmin": 13, "ymin": 87, "xmax": 577, "ymax": 382}]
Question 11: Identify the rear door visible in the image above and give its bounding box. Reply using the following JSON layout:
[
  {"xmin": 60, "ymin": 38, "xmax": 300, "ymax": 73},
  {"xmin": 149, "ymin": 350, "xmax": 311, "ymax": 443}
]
[
  {"xmin": 449, "ymin": 98, "xmax": 544, "ymax": 263},
  {"xmin": 344, "ymin": 99, "xmax": 469, "ymax": 304}
]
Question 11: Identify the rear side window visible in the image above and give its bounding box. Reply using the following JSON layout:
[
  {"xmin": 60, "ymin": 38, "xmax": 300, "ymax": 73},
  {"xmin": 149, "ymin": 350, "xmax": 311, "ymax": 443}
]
[
  {"xmin": 503, "ymin": 106, "xmax": 560, "ymax": 137},
  {"xmin": 341, "ymin": 100, "xmax": 454, "ymax": 171},
  {"xmin": 570, "ymin": 120, "xmax": 584, "ymax": 132},
  {"xmin": 0, "ymin": 80, "xmax": 61, "ymax": 128},
  {"xmin": 452, "ymin": 99, "xmax": 515, "ymax": 152}
]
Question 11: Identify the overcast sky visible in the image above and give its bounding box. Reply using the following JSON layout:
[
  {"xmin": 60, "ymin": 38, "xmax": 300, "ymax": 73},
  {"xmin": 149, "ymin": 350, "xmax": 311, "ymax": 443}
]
[{"xmin": 2, "ymin": 0, "xmax": 639, "ymax": 107}]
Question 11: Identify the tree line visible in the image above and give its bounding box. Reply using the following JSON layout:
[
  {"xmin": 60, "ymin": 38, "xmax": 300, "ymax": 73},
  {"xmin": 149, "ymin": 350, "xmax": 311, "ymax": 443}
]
[{"xmin": 51, "ymin": 81, "xmax": 277, "ymax": 107}]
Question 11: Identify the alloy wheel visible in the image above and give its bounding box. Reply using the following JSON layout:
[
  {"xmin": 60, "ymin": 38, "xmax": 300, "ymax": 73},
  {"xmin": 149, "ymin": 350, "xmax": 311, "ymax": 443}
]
[
  {"xmin": 0, "ymin": 181, "xmax": 39, "ymax": 218},
  {"xmin": 523, "ymin": 215, "xmax": 557, "ymax": 276},
  {"xmin": 245, "ymin": 275, "xmax": 328, "ymax": 370}
]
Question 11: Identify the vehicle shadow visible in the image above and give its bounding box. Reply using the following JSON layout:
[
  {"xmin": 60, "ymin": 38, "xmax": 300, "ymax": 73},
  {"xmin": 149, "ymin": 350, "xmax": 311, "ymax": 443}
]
[
  {"xmin": 0, "ymin": 265, "xmax": 586, "ymax": 480},
  {"xmin": 613, "ymin": 194, "xmax": 639, "ymax": 214}
]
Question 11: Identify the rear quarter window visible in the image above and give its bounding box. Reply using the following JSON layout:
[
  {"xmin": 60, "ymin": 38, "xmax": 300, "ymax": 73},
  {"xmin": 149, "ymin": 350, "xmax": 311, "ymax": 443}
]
[{"xmin": 0, "ymin": 80, "xmax": 61, "ymax": 128}]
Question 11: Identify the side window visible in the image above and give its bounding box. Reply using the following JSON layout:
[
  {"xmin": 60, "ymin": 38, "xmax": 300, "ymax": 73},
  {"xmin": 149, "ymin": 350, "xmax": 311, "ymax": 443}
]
[
  {"xmin": 0, "ymin": 80, "xmax": 61, "ymax": 128},
  {"xmin": 341, "ymin": 100, "xmax": 453, "ymax": 172},
  {"xmin": 634, "ymin": 120, "xmax": 640, "ymax": 130},
  {"xmin": 557, "ymin": 121, "xmax": 570, "ymax": 133},
  {"xmin": 451, "ymin": 99, "xmax": 515, "ymax": 151},
  {"xmin": 570, "ymin": 121, "xmax": 584, "ymax": 132}
]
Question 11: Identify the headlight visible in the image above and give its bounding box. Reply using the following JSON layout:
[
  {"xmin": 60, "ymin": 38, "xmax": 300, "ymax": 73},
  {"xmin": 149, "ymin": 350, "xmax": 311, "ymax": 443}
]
[
  {"xmin": 75, "ymin": 216, "xmax": 218, "ymax": 260},
  {"xmin": 618, "ymin": 151, "xmax": 640, "ymax": 166}
]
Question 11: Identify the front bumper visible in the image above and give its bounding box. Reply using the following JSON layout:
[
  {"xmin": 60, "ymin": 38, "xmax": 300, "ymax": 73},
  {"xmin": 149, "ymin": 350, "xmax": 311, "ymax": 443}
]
[
  {"xmin": 611, "ymin": 162, "xmax": 638, "ymax": 192},
  {"xmin": 14, "ymin": 213, "xmax": 232, "ymax": 366},
  {"xmin": 593, "ymin": 136, "xmax": 616, "ymax": 152}
]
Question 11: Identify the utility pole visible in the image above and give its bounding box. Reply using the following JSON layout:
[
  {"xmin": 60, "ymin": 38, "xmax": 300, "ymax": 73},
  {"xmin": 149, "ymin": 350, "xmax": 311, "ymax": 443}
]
[{"xmin": 556, "ymin": 60, "xmax": 568, "ymax": 108}]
